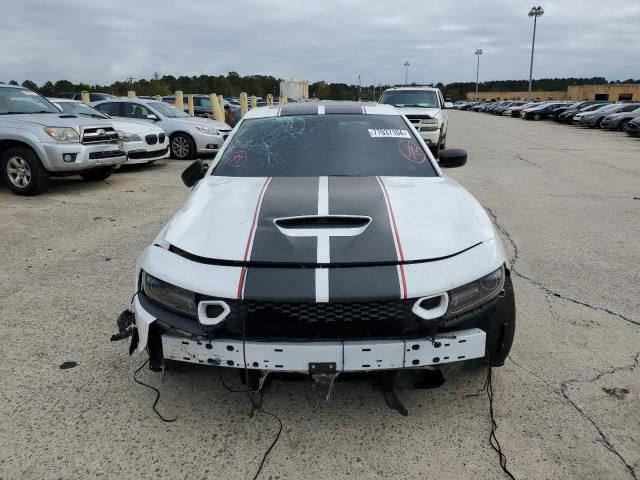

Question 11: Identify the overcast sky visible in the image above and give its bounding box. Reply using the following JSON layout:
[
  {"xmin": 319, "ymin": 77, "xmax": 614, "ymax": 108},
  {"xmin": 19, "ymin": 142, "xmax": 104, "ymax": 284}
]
[{"xmin": 2, "ymin": 0, "xmax": 639, "ymax": 86}]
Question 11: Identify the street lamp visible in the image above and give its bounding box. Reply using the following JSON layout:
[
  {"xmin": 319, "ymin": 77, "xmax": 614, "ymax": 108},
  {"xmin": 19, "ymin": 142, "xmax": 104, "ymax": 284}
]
[
  {"xmin": 474, "ymin": 49, "xmax": 483, "ymax": 101},
  {"xmin": 404, "ymin": 61, "xmax": 410, "ymax": 85},
  {"xmin": 527, "ymin": 5, "xmax": 544, "ymax": 100}
]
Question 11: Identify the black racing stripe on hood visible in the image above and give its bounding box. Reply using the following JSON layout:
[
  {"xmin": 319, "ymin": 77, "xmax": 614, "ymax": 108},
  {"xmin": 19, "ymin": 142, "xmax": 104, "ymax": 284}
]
[
  {"xmin": 243, "ymin": 177, "xmax": 318, "ymax": 300},
  {"xmin": 328, "ymin": 176, "xmax": 401, "ymax": 300},
  {"xmin": 328, "ymin": 176, "xmax": 400, "ymax": 263}
]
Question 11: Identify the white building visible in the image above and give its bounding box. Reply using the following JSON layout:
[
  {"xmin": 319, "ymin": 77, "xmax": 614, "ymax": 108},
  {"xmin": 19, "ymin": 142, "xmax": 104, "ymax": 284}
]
[{"xmin": 280, "ymin": 79, "xmax": 309, "ymax": 101}]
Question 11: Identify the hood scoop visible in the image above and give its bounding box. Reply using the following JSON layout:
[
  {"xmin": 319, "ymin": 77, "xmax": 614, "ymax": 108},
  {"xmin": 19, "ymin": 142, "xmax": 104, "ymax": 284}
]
[
  {"xmin": 59, "ymin": 114, "xmax": 77, "ymax": 118},
  {"xmin": 274, "ymin": 215, "xmax": 372, "ymax": 237}
]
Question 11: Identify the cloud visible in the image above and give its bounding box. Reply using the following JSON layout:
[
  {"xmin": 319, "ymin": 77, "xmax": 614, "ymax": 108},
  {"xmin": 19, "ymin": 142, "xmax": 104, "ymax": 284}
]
[{"xmin": 1, "ymin": 0, "xmax": 638, "ymax": 86}]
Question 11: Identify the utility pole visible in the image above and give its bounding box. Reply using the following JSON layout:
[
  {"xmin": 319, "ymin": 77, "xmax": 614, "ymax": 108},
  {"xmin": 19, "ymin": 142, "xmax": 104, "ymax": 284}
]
[
  {"xmin": 475, "ymin": 49, "xmax": 483, "ymax": 100},
  {"xmin": 153, "ymin": 72, "xmax": 159, "ymax": 81},
  {"xmin": 403, "ymin": 61, "xmax": 410, "ymax": 86},
  {"xmin": 127, "ymin": 76, "xmax": 135, "ymax": 86},
  {"xmin": 528, "ymin": 6, "xmax": 544, "ymax": 100},
  {"xmin": 358, "ymin": 74, "xmax": 361, "ymax": 101}
]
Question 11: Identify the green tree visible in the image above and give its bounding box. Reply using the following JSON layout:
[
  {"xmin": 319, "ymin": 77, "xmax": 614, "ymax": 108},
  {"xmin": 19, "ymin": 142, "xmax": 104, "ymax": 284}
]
[{"xmin": 21, "ymin": 80, "xmax": 38, "ymax": 90}]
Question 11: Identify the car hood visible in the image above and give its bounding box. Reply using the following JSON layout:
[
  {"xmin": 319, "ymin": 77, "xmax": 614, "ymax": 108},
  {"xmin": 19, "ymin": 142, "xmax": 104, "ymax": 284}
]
[
  {"xmin": 163, "ymin": 175, "xmax": 496, "ymax": 265},
  {"xmin": 109, "ymin": 118, "xmax": 164, "ymax": 134},
  {"xmin": 392, "ymin": 107, "xmax": 441, "ymax": 119},
  {"xmin": 170, "ymin": 116, "xmax": 230, "ymax": 130},
  {"xmin": 1, "ymin": 113, "xmax": 113, "ymax": 128}
]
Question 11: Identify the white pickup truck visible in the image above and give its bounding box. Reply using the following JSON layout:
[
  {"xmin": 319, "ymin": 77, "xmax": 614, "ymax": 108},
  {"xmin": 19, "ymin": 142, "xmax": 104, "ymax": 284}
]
[{"xmin": 0, "ymin": 84, "xmax": 126, "ymax": 195}]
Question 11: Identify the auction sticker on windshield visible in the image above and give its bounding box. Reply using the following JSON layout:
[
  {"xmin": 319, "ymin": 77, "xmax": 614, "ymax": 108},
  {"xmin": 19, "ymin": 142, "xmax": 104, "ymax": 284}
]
[{"xmin": 368, "ymin": 128, "xmax": 411, "ymax": 138}]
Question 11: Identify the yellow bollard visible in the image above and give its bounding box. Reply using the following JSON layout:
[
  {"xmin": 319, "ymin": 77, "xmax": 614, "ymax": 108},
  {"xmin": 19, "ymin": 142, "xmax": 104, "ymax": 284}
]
[
  {"xmin": 218, "ymin": 95, "xmax": 225, "ymax": 118},
  {"xmin": 80, "ymin": 91, "xmax": 90, "ymax": 104},
  {"xmin": 210, "ymin": 93, "xmax": 225, "ymax": 123},
  {"xmin": 175, "ymin": 91, "xmax": 184, "ymax": 111},
  {"xmin": 187, "ymin": 94, "xmax": 195, "ymax": 117},
  {"xmin": 278, "ymin": 96, "xmax": 287, "ymax": 105},
  {"xmin": 251, "ymin": 95, "xmax": 257, "ymax": 109},
  {"xmin": 127, "ymin": 90, "xmax": 136, "ymax": 98},
  {"xmin": 266, "ymin": 94, "xmax": 273, "ymax": 106},
  {"xmin": 240, "ymin": 92, "xmax": 248, "ymax": 117},
  {"xmin": 155, "ymin": 95, "xmax": 162, "ymax": 101}
]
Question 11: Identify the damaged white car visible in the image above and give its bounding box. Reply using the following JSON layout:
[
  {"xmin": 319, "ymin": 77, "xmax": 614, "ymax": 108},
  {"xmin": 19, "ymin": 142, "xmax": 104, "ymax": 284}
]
[{"xmin": 114, "ymin": 102, "xmax": 516, "ymax": 415}]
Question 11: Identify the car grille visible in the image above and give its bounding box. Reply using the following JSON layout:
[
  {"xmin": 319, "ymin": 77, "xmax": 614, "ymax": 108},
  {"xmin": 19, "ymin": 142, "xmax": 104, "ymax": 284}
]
[
  {"xmin": 81, "ymin": 126, "xmax": 119, "ymax": 144},
  {"xmin": 202, "ymin": 299, "xmax": 431, "ymax": 339},
  {"xmin": 128, "ymin": 146, "xmax": 169, "ymax": 159},
  {"xmin": 404, "ymin": 115, "xmax": 431, "ymax": 125},
  {"xmin": 158, "ymin": 132, "xmax": 166, "ymax": 143},
  {"xmin": 89, "ymin": 150, "xmax": 125, "ymax": 160},
  {"xmin": 145, "ymin": 134, "xmax": 158, "ymax": 145}
]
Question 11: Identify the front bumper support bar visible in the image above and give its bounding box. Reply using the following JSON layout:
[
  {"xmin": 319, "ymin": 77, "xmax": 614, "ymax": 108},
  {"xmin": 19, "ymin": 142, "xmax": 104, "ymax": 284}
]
[{"xmin": 161, "ymin": 328, "xmax": 486, "ymax": 373}]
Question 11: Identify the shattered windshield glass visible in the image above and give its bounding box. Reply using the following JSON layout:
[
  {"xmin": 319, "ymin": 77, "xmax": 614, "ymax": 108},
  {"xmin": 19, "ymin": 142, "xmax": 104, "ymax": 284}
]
[{"xmin": 212, "ymin": 114, "xmax": 438, "ymax": 177}]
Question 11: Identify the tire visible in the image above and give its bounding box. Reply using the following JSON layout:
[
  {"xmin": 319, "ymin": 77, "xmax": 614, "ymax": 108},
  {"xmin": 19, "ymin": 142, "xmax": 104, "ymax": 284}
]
[
  {"xmin": 619, "ymin": 120, "xmax": 629, "ymax": 131},
  {"xmin": 1, "ymin": 146, "xmax": 50, "ymax": 196},
  {"xmin": 533, "ymin": 113, "xmax": 541, "ymax": 121},
  {"xmin": 79, "ymin": 166, "xmax": 112, "ymax": 181},
  {"xmin": 429, "ymin": 145, "xmax": 440, "ymax": 159},
  {"xmin": 171, "ymin": 133, "xmax": 196, "ymax": 160}
]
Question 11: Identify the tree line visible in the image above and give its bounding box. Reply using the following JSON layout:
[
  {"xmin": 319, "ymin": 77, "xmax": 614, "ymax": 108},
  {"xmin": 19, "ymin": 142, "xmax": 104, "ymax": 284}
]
[{"xmin": 4, "ymin": 73, "xmax": 639, "ymax": 101}]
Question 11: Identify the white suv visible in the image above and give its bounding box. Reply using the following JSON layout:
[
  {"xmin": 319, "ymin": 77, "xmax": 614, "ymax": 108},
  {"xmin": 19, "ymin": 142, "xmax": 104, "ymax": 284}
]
[{"xmin": 378, "ymin": 86, "xmax": 451, "ymax": 156}]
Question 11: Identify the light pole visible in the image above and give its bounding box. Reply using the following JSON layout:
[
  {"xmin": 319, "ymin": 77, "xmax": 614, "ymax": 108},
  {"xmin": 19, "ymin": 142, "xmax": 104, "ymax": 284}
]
[
  {"xmin": 528, "ymin": 6, "xmax": 544, "ymax": 100},
  {"xmin": 404, "ymin": 61, "xmax": 410, "ymax": 85},
  {"xmin": 474, "ymin": 49, "xmax": 483, "ymax": 100}
]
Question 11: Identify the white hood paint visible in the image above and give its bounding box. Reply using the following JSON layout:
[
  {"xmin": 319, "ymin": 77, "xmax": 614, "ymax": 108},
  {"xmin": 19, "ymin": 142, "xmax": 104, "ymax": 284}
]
[
  {"xmin": 394, "ymin": 107, "xmax": 441, "ymax": 119},
  {"xmin": 163, "ymin": 175, "xmax": 495, "ymax": 263}
]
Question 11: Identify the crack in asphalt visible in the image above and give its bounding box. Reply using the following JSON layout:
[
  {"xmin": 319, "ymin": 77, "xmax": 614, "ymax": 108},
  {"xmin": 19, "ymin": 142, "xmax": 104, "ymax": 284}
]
[
  {"xmin": 484, "ymin": 207, "xmax": 640, "ymax": 328},
  {"xmin": 560, "ymin": 353, "xmax": 640, "ymax": 480},
  {"xmin": 488, "ymin": 205, "xmax": 640, "ymax": 478},
  {"xmin": 513, "ymin": 154, "xmax": 544, "ymax": 169},
  {"xmin": 510, "ymin": 353, "xmax": 640, "ymax": 480}
]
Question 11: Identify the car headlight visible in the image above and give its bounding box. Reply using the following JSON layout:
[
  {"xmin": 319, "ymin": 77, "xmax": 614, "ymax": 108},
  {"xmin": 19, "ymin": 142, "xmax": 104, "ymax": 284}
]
[
  {"xmin": 117, "ymin": 130, "xmax": 142, "ymax": 142},
  {"xmin": 194, "ymin": 125, "xmax": 219, "ymax": 135},
  {"xmin": 445, "ymin": 266, "xmax": 505, "ymax": 317},
  {"xmin": 141, "ymin": 272, "xmax": 197, "ymax": 317},
  {"xmin": 43, "ymin": 127, "xmax": 79, "ymax": 142}
]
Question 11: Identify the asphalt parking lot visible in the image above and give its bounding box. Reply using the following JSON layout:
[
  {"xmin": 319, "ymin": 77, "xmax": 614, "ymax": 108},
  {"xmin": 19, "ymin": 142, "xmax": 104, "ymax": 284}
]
[{"xmin": 1, "ymin": 110, "xmax": 639, "ymax": 480}]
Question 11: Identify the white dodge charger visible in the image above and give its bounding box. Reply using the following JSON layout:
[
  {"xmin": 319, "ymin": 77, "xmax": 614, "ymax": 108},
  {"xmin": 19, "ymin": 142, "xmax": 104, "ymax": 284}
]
[{"xmin": 114, "ymin": 102, "xmax": 515, "ymax": 413}]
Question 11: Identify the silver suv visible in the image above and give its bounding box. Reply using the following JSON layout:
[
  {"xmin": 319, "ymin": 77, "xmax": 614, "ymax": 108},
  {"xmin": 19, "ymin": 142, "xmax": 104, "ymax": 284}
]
[
  {"xmin": 0, "ymin": 85, "xmax": 126, "ymax": 195},
  {"xmin": 378, "ymin": 86, "xmax": 452, "ymax": 157}
]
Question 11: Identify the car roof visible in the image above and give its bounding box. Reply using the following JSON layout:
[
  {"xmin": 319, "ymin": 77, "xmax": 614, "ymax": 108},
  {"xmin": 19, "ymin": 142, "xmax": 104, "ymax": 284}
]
[
  {"xmin": 243, "ymin": 102, "xmax": 400, "ymax": 119},
  {"xmin": 92, "ymin": 98, "xmax": 157, "ymax": 105},
  {"xmin": 0, "ymin": 84, "xmax": 26, "ymax": 90},
  {"xmin": 383, "ymin": 86, "xmax": 440, "ymax": 92}
]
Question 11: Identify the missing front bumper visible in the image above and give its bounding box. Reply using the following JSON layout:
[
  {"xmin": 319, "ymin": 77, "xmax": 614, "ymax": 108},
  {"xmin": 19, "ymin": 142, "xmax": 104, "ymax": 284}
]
[{"xmin": 161, "ymin": 328, "xmax": 486, "ymax": 373}]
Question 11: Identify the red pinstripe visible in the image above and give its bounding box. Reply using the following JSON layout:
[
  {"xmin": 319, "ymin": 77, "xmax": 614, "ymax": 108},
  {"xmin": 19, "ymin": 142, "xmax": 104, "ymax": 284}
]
[
  {"xmin": 377, "ymin": 176, "xmax": 408, "ymax": 299},
  {"xmin": 237, "ymin": 177, "xmax": 271, "ymax": 299}
]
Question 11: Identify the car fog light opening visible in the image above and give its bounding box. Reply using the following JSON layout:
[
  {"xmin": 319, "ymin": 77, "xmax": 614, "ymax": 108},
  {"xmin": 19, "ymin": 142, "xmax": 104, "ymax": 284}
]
[
  {"xmin": 63, "ymin": 153, "xmax": 77, "ymax": 163},
  {"xmin": 412, "ymin": 293, "xmax": 448, "ymax": 320},
  {"xmin": 198, "ymin": 300, "xmax": 230, "ymax": 326}
]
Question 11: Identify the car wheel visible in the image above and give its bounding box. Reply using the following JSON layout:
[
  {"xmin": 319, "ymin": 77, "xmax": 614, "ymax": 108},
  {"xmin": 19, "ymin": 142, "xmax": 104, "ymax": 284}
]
[
  {"xmin": 80, "ymin": 166, "xmax": 113, "ymax": 181},
  {"xmin": 533, "ymin": 113, "xmax": 541, "ymax": 121},
  {"xmin": 619, "ymin": 120, "xmax": 629, "ymax": 131},
  {"xmin": 429, "ymin": 145, "xmax": 440, "ymax": 159},
  {"xmin": 1, "ymin": 146, "xmax": 50, "ymax": 196},
  {"xmin": 171, "ymin": 133, "xmax": 195, "ymax": 160}
]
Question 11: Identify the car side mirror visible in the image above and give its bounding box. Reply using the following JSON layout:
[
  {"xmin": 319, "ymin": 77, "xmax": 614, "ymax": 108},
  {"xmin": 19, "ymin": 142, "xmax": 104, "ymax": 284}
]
[
  {"xmin": 444, "ymin": 102, "xmax": 454, "ymax": 109},
  {"xmin": 181, "ymin": 160, "xmax": 208, "ymax": 187},
  {"xmin": 146, "ymin": 114, "xmax": 159, "ymax": 121},
  {"xmin": 438, "ymin": 149, "xmax": 467, "ymax": 168}
]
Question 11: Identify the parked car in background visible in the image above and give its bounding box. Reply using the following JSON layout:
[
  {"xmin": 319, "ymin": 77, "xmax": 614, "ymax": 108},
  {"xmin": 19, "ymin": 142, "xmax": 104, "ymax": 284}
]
[
  {"xmin": 495, "ymin": 101, "xmax": 526, "ymax": 115},
  {"xmin": 600, "ymin": 108, "xmax": 640, "ymax": 130},
  {"xmin": 505, "ymin": 102, "xmax": 539, "ymax": 117},
  {"xmin": 571, "ymin": 104, "xmax": 619, "ymax": 125},
  {"xmin": 50, "ymin": 98, "xmax": 169, "ymax": 166},
  {"xmin": 92, "ymin": 98, "xmax": 231, "ymax": 160},
  {"xmin": 378, "ymin": 86, "xmax": 451, "ymax": 156},
  {"xmin": 0, "ymin": 84, "xmax": 125, "ymax": 195},
  {"xmin": 521, "ymin": 102, "xmax": 567, "ymax": 120},
  {"xmin": 559, "ymin": 102, "xmax": 611, "ymax": 123},
  {"xmin": 581, "ymin": 103, "xmax": 640, "ymax": 128},
  {"xmin": 550, "ymin": 101, "xmax": 601, "ymax": 121},
  {"xmin": 56, "ymin": 92, "xmax": 116, "ymax": 102},
  {"xmin": 470, "ymin": 102, "xmax": 489, "ymax": 112},
  {"xmin": 624, "ymin": 118, "xmax": 640, "ymax": 136}
]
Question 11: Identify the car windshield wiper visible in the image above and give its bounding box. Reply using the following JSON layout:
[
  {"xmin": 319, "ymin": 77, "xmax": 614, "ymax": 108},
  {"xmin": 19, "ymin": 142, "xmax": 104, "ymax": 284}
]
[{"xmin": 78, "ymin": 112, "xmax": 107, "ymax": 119}]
